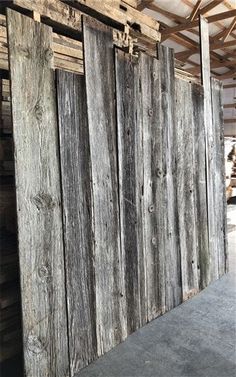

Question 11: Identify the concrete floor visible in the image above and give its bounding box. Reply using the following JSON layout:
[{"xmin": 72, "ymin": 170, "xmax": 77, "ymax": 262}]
[{"xmin": 77, "ymin": 205, "xmax": 236, "ymax": 377}]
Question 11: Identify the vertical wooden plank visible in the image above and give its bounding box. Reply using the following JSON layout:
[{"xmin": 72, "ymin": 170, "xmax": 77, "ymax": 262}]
[
  {"xmin": 82, "ymin": 16, "xmax": 126, "ymax": 356},
  {"xmin": 175, "ymin": 79, "xmax": 199, "ymax": 301},
  {"xmin": 56, "ymin": 70, "xmax": 97, "ymax": 374},
  {"xmin": 7, "ymin": 9, "xmax": 69, "ymax": 377},
  {"xmin": 192, "ymin": 83, "xmax": 209, "ymax": 290},
  {"xmin": 211, "ymin": 78, "xmax": 228, "ymax": 276},
  {"xmin": 158, "ymin": 44, "xmax": 182, "ymax": 312},
  {"xmin": 115, "ymin": 49, "xmax": 145, "ymax": 333},
  {"xmin": 199, "ymin": 16, "xmax": 217, "ymax": 283},
  {"xmin": 139, "ymin": 53, "xmax": 166, "ymax": 321}
]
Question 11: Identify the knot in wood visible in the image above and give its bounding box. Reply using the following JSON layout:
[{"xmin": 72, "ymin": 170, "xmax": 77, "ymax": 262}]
[
  {"xmin": 152, "ymin": 237, "xmax": 157, "ymax": 245},
  {"xmin": 31, "ymin": 192, "xmax": 56, "ymax": 211},
  {"xmin": 26, "ymin": 334, "xmax": 44, "ymax": 355},
  {"xmin": 38, "ymin": 265, "xmax": 51, "ymax": 282},
  {"xmin": 156, "ymin": 168, "xmax": 162, "ymax": 178},
  {"xmin": 34, "ymin": 102, "xmax": 43, "ymax": 121},
  {"xmin": 45, "ymin": 48, "xmax": 53, "ymax": 63},
  {"xmin": 20, "ymin": 47, "xmax": 30, "ymax": 59},
  {"xmin": 148, "ymin": 204, "xmax": 154, "ymax": 213},
  {"xmin": 148, "ymin": 108, "xmax": 153, "ymax": 117}
]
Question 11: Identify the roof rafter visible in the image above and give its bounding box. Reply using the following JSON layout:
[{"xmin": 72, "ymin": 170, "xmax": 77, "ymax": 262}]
[
  {"xmin": 221, "ymin": 17, "xmax": 236, "ymax": 41},
  {"xmin": 161, "ymin": 9, "xmax": 236, "ymax": 36},
  {"xmin": 196, "ymin": 0, "xmax": 223, "ymax": 17},
  {"xmin": 189, "ymin": 0, "xmax": 204, "ymax": 21},
  {"xmin": 137, "ymin": 0, "xmax": 153, "ymax": 11}
]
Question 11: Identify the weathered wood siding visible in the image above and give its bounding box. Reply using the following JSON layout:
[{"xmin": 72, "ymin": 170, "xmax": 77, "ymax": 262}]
[
  {"xmin": 199, "ymin": 16, "xmax": 217, "ymax": 285},
  {"xmin": 82, "ymin": 16, "xmax": 127, "ymax": 356},
  {"xmin": 7, "ymin": 11, "xmax": 227, "ymax": 377},
  {"xmin": 56, "ymin": 70, "xmax": 97, "ymax": 374},
  {"xmin": 192, "ymin": 83, "xmax": 209, "ymax": 291},
  {"xmin": 211, "ymin": 78, "xmax": 228, "ymax": 276},
  {"xmin": 7, "ymin": 9, "xmax": 69, "ymax": 377},
  {"xmin": 115, "ymin": 50, "xmax": 144, "ymax": 332},
  {"xmin": 175, "ymin": 79, "xmax": 199, "ymax": 301}
]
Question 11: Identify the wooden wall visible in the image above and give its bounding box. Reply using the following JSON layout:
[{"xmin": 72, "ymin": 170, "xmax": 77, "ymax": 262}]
[{"xmin": 6, "ymin": 9, "xmax": 227, "ymax": 377}]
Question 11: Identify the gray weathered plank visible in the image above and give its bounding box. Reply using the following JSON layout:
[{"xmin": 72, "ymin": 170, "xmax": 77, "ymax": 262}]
[
  {"xmin": 175, "ymin": 79, "xmax": 199, "ymax": 301},
  {"xmin": 7, "ymin": 9, "xmax": 69, "ymax": 377},
  {"xmin": 192, "ymin": 83, "xmax": 209, "ymax": 290},
  {"xmin": 138, "ymin": 52, "xmax": 166, "ymax": 321},
  {"xmin": 83, "ymin": 16, "xmax": 126, "ymax": 355},
  {"xmin": 199, "ymin": 16, "xmax": 217, "ymax": 283},
  {"xmin": 56, "ymin": 70, "xmax": 97, "ymax": 374},
  {"xmin": 115, "ymin": 49, "xmax": 145, "ymax": 332},
  {"xmin": 158, "ymin": 44, "xmax": 182, "ymax": 312},
  {"xmin": 211, "ymin": 78, "xmax": 228, "ymax": 277}
]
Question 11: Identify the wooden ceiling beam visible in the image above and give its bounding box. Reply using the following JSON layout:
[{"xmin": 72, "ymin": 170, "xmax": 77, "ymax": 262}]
[
  {"xmin": 187, "ymin": 58, "xmax": 236, "ymax": 74},
  {"xmin": 217, "ymin": 69, "xmax": 236, "ymax": 80},
  {"xmin": 221, "ymin": 17, "xmax": 236, "ymax": 41},
  {"xmin": 151, "ymin": 1, "xmax": 235, "ymax": 61},
  {"xmin": 137, "ymin": 0, "xmax": 153, "ymax": 11},
  {"xmin": 224, "ymin": 118, "xmax": 236, "ymax": 124},
  {"xmin": 148, "ymin": 4, "xmax": 185, "ymax": 23},
  {"xmin": 189, "ymin": 0, "xmax": 204, "ymax": 21},
  {"xmin": 161, "ymin": 9, "xmax": 236, "ymax": 36},
  {"xmin": 175, "ymin": 39, "xmax": 236, "ymax": 60},
  {"xmin": 224, "ymin": 103, "xmax": 236, "ymax": 108},
  {"xmin": 224, "ymin": 83, "xmax": 236, "ymax": 89},
  {"xmin": 212, "ymin": 39, "xmax": 236, "ymax": 49},
  {"xmin": 197, "ymin": 0, "xmax": 223, "ymax": 16},
  {"xmin": 182, "ymin": 0, "xmax": 236, "ymax": 40}
]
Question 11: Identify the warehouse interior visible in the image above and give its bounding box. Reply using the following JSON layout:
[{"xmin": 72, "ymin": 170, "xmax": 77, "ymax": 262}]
[{"xmin": 0, "ymin": 1, "xmax": 235, "ymax": 376}]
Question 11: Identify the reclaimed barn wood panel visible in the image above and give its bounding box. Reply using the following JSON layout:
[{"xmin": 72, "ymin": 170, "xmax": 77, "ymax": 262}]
[
  {"xmin": 6, "ymin": 11, "xmax": 227, "ymax": 375},
  {"xmin": 175, "ymin": 79, "xmax": 199, "ymax": 301},
  {"xmin": 83, "ymin": 16, "xmax": 126, "ymax": 355},
  {"xmin": 56, "ymin": 70, "xmax": 97, "ymax": 374},
  {"xmin": 138, "ymin": 53, "xmax": 166, "ymax": 321},
  {"xmin": 158, "ymin": 44, "xmax": 182, "ymax": 311},
  {"xmin": 211, "ymin": 78, "xmax": 228, "ymax": 276},
  {"xmin": 191, "ymin": 83, "xmax": 209, "ymax": 290},
  {"xmin": 7, "ymin": 9, "xmax": 69, "ymax": 377},
  {"xmin": 199, "ymin": 16, "xmax": 217, "ymax": 284},
  {"xmin": 115, "ymin": 49, "xmax": 145, "ymax": 332}
]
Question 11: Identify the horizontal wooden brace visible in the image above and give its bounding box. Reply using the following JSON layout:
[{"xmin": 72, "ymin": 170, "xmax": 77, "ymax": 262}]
[
  {"xmin": 223, "ymin": 103, "xmax": 236, "ymax": 108},
  {"xmin": 224, "ymin": 118, "xmax": 236, "ymax": 124},
  {"xmin": 176, "ymin": 39, "xmax": 236, "ymax": 60},
  {"xmin": 162, "ymin": 9, "xmax": 236, "ymax": 36},
  {"xmin": 223, "ymin": 83, "xmax": 236, "ymax": 89}
]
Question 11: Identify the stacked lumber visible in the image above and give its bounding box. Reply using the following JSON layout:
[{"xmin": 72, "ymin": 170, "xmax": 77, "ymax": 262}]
[
  {"xmin": 0, "ymin": 78, "xmax": 22, "ymax": 362},
  {"xmin": 0, "ymin": 14, "xmax": 84, "ymax": 74}
]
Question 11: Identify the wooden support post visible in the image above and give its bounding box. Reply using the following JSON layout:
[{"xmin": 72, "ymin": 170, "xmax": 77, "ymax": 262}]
[{"xmin": 199, "ymin": 15, "xmax": 217, "ymax": 285}]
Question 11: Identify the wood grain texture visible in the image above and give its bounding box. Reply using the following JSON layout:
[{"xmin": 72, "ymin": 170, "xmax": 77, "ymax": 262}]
[
  {"xmin": 138, "ymin": 53, "xmax": 165, "ymax": 321},
  {"xmin": 83, "ymin": 16, "xmax": 126, "ymax": 356},
  {"xmin": 211, "ymin": 78, "xmax": 228, "ymax": 276},
  {"xmin": 191, "ymin": 83, "xmax": 209, "ymax": 291},
  {"xmin": 199, "ymin": 16, "xmax": 217, "ymax": 284},
  {"xmin": 7, "ymin": 9, "xmax": 69, "ymax": 377},
  {"xmin": 56, "ymin": 70, "xmax": 97, "ymax": 374},
  {"xmin": 158, "ymin": 44, "xmax": 182, "ymax": 312},
  {"xmin": 175, "ymin": 79, "xmax": 199, "ymax": 301},
  {"xmin": 115, "ymin": 49, "xmax": 144, "ymax": 333}
]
